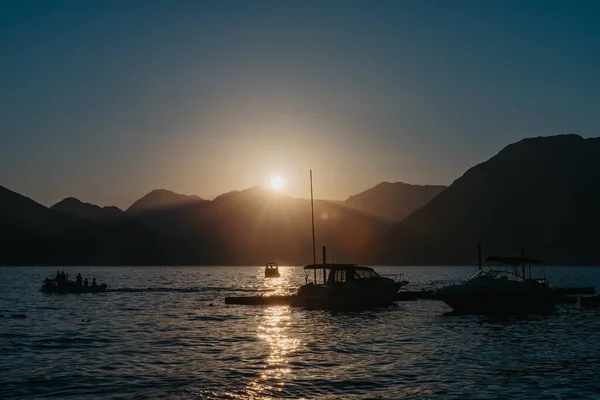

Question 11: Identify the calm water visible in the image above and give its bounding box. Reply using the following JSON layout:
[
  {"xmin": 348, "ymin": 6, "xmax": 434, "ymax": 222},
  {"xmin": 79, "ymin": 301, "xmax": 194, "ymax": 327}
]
[{"xmin": 1, "ymin": 266, "xmax": 600, "ymax": 399}]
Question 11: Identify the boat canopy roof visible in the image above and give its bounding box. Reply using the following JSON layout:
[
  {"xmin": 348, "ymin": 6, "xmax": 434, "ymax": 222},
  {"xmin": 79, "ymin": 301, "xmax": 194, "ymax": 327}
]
[
  {"xmin": 485, "ymin": 256, "xmax": 543, "ymax": 265},
  {"xmin": 303, "ymin": 263, "xmax": 373, "ymax": 271}
]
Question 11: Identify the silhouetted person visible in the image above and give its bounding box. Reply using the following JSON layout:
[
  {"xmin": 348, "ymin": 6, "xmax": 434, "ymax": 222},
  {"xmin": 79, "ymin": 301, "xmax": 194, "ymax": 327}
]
[
  {"xmin": 84, "ymin": 278, "xmax": 88, "ymax": 288},
  {"xmin": 60, "ymin": 271, "xmax": 66, "ymax": 281},
  {"xmin": 76, "ymin": 273, "xmax": 82, "ymax": 286},
  {"xmin": 92, "ymin": 278, "xmax": 97, "ymax": 287},
  {"xmin": 55, "ymin": 271, "xmax": 61, "ymax": 282}
]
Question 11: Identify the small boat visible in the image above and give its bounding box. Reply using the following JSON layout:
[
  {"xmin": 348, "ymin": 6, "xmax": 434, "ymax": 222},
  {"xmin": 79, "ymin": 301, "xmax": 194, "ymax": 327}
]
[
  {"xmin": 435, "ymin": 256, "xmax": 556, "ymax": 314},
  {"xmin": 293, "ymin": 262, "xmax": 407, "ymax": 309},
  {"xmin": 264, "ymin": 262, "xmax": 281, "ymax": 278},
  {"xmin": 41, "ymin": 279, "xmax": 107, "ymax": 294}
]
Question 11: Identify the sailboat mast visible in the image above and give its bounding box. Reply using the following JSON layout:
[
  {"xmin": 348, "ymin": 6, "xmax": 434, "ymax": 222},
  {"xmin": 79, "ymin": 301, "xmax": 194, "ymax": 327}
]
[{"xmin": 310, "ymin": 170, "xmax": 316, "ymax": 265}]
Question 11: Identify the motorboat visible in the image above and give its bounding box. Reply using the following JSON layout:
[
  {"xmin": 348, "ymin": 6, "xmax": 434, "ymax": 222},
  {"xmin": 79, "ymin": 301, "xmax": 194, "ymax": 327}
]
[
  {"xmin": 293, "ymin": 262, "xmax": 407, "ymax": 309},
  {"xmin": 434, "ymin": 256, "xmax": 556, "ymax": 314},
  {"xmin": 41, "ymin": 278, "xmax": 107, "ymax": 294},
  {"xmin": 289, "ymin": 171, "xmax": 407, "ymax": 309},
  {"xmin": 264, "ymin": 262, "xmax": 281, "ymax": 278}
]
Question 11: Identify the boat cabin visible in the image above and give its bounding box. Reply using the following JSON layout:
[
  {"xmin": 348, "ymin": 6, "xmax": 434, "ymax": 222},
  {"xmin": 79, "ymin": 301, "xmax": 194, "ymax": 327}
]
[
  {"xmin": 303, "ymin": 264, "xmax": 383, "ymax": 286},
  {"xmin": 264, "ymin": 262, "xmax": 280, "ymax": 278},
  {"xmin": 470, "ymin": 256, "xmax": 547, "ymax": 284}
]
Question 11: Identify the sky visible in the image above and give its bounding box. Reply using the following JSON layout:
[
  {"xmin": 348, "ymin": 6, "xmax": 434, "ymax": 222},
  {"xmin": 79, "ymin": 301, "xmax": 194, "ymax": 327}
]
[{"xmin": 1, "ymin": 0, "xmax": 599, "ymax": 208}]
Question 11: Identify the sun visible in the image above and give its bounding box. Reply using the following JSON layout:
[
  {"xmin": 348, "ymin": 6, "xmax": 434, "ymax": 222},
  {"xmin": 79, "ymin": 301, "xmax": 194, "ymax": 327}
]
[{"xmin": 270, "ymin": 176, "xmax": 286, "ymax": 191}]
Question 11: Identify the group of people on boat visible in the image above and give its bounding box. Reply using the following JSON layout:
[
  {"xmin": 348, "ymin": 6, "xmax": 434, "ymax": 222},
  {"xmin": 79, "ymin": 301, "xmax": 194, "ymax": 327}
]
[{"xmin": 45, "ymin": 271, "xmax": 98, "ymax": 288}]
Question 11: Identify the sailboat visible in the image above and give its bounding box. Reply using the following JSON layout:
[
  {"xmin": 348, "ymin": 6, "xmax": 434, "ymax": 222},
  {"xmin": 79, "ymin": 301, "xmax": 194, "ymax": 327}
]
[{"xmin": 291, "ymin": 171, "xmax": 405, "ymax": 309}]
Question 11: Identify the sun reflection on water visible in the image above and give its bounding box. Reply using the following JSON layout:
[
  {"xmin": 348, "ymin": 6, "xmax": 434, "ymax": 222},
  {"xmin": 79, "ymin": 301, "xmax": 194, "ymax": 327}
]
[{"xmin": 245, "ymin": 306, "xmax": 300, "ymax": 398}]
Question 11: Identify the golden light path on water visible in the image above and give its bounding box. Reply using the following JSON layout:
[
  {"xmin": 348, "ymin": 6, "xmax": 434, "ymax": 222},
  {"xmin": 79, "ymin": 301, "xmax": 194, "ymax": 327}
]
[
  {"xmin": 243, "ymin": 267, "xmax": 300, "ymax": 398},
  {"xmin": 251, "ymin": 306, "xmax": 299, "ymax": 397}
]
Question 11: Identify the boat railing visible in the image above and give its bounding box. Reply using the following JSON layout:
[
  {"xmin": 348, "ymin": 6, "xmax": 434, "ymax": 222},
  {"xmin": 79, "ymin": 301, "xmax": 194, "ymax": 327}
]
[
  {"xmin": 383, "ymin": 274, "xmax": 409, "ymax": 287},
  {"xmin": 429, "ymin": 279, "xmax": 466, "ymax": 290}
]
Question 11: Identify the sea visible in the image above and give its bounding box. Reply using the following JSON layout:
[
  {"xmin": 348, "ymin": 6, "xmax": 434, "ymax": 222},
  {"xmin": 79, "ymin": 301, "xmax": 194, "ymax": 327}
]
[{"xmin": 1, "ymin": 266, "xmax": 600, "ymax": 400}]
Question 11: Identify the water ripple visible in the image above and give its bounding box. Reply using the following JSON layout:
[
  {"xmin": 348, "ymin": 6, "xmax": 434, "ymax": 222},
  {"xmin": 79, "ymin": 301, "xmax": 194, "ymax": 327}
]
[{"xmin": 1, "ymin": 266, "xmax": 600, "ymax": 399}]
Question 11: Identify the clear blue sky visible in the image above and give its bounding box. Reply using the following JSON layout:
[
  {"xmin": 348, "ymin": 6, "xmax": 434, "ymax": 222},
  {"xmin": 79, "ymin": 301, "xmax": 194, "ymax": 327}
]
[{"xmin": 1, "ymin": 0, "xmax": 599, "ymax": 208}]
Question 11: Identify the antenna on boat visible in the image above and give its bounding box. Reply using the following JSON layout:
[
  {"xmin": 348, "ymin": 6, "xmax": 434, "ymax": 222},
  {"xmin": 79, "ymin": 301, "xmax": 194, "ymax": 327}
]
[
  {"xmin": 310, "ymin": 170, "xmax": 316, "ymax": 265},
  {"xmin": 521, "ymin": 247, "xmax": 526, "ymax": 279}
]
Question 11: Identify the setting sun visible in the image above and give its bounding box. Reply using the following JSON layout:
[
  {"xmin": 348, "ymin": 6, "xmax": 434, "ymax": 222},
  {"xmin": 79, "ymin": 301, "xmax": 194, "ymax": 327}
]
[{"xmin": 270, "ymin": 176, "xmax": 285, "ymax": 191}]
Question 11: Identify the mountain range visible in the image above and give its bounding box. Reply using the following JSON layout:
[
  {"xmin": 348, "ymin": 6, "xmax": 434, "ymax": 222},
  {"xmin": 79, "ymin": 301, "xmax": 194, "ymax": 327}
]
[
  {"xmin": 377, "ymin": 134, "xmax": 600, "ymax": 265},
  {"xmin": 2, "ymin": 134, "xmax": 599, "ymax": 265},
  {"xmin": 0, "ymin": 186, "xmax": 163, "ymax": 265}
]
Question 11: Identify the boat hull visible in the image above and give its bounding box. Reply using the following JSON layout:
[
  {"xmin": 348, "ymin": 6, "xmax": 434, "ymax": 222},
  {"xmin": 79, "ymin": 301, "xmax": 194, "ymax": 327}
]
[
  {"xmin": 436, "ymin": 283, "xmax": 556, "ymax": 315},
  {"xmin": 439, "ymin": 292, "xmax": 556, "ymax": 314},
  {"xmin": 581, "ymin": 296, "xmax": 600, "ymax": 308},
  {"xmin": 295, "ymin": 279, "xmax": 400, "ymax": 309}
]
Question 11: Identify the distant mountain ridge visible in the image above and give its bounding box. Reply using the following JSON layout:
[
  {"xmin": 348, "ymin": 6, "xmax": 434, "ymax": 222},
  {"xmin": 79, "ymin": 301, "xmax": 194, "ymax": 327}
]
[
  {"xmin": 128, "ymin": 186, "xmax": 392, "ymax": 265},
  {"xmin": 51, "ymin": 197, "xmax": 123, "ymax": 221},
  {"xmin": 2, "ymin": 133, "xmax": 600, "ymax": 266},
  {"xmin": 378, "ymin": 134, "xmax": 600, "ymax": 265},
  {"xmin": 127, "ymin": 189, "xmax": 205, "ymax": 213},
  {"xmin": 345, "ymin": 181, "xmax": 446, "ymax": 222},
  {"xmin": 0, "ymin": 186, "xmax": 163, "ymax": 265}
]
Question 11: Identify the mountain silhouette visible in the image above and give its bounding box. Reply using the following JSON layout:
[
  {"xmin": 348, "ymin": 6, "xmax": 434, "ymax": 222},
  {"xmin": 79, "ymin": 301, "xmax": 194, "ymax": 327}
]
[
  {"xmin": 0, "ymin": 185, "xmax": 163, "ymax": 265},
  {"xmin": 51, "ymin": 197, "xmax": 123, "ymax": 221},
  {"xmin": 129, "ymin": 186, "xmax": 392, "ymax": 265},
  {"xmin": 378, "ymin": 134, "xmax": 600, "ymax": 265},
  {"xmin": 345, "ymin": 182, "xmax": 446, "ymax": 222},
  {"xmin": 127, "ymin": 189, "xmax": 205, "ymax": 213},
  {"xmin": 3, "ymin": 133, "xmax": 600, "ymax": 266}
]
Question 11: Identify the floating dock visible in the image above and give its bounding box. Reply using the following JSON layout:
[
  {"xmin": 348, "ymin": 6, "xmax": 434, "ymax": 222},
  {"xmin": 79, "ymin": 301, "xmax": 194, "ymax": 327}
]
[
  {"xmin": 225, "ymin": 295, "xmax": 297, "ymax": 306},
  {"xmin": 225, "ymin": 291, "xmax": 436, "ymax": 306},
  {"xmin": 225, "ymin": 287, "xmax": 595, "ymax": 307}
]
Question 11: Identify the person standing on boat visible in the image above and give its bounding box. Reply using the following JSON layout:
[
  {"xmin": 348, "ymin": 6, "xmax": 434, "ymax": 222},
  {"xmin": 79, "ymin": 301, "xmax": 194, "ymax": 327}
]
[
  {"xmin": 84, "ymin": 278, "xmax": 89, "ymax": 288},
  {"xmin": 92, "ymin": 278, "xmax": 97, "ymax": 287},
  {"xmin": 55, "ymin": 271, "xmax": 61, "ymax": 282},
  {"xmin": 76, "ymin": 273, "xmax": 83, "ymax": 286}
]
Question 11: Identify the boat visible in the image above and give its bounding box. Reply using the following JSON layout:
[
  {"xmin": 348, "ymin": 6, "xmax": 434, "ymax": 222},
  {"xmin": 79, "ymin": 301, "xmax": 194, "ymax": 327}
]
[
  {"xmin": 294, "ymin": 262, "xmax": 407, "ymax": 309},
  {"xmin": 434, "ymin": 255, "xmax": 556, "ymax": 314},
  {"xmin": 41, "ymin": 278, "xmax": 107, "ymax": 294},
  {"xmin": 289, "ymin": 171, "xmax": 407, "ymax": 309},
  {"xmin": 264, "ymin": 262, "xmax": 281, "ymax": 278}
]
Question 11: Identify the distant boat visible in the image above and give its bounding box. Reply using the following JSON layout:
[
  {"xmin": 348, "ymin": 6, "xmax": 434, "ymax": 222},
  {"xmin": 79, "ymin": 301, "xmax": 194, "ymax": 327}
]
[
  {"xmin": 435, "ymin": 256, "xmax": 556, "ymax": 314},
  {"xmin": 264, "ymin": 262, "xmax": 281, "ymax": 278},
  {"xmin": 294, "ymin": 263, "xmax": 406, "ymax": 309}
]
